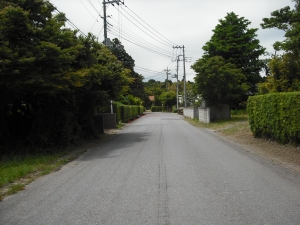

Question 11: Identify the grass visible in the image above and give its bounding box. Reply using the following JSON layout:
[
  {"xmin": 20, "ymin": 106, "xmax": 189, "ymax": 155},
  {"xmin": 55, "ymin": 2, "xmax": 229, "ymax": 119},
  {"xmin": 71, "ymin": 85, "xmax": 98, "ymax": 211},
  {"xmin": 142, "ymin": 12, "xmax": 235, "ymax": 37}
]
[
  {"xmin": 7, "ymin": 184, "xmax": 26, "ymax": 195},
  {"xmin": 0, "ymin": 140, "xmax": 94, "ymax": 200},
  {"xmin": 0, "ymin": 153, "xmax": 65, "ymax": 188},
  {"xmin": 186, "ymin": 113, "xmax": 248, "ymax": 130},
  {"xmin": 184, "ymin": 109, "xmax": 250, "ymax": 138}
]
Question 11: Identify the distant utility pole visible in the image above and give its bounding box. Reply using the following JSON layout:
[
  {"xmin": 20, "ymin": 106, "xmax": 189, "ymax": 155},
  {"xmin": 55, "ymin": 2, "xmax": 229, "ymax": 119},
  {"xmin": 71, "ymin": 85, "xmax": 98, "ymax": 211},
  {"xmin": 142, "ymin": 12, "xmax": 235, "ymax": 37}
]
[
  {"xmin": 175, "ymin": 56, "xmax": 180, "ymax": 109},
  {"xmin": 172, "ymin": 55, "xmax": 182, "ymax": 109},
  {"xmin": 173, "ymin": 45, "xmax": 187, "ymax": 107},
  {"xmin": 164, "ymin": 67, "xmax": 171, "ymax": 91},
  {"xmin": 103, "ymin": 0, "xmax": 124, "ymax": 46}
]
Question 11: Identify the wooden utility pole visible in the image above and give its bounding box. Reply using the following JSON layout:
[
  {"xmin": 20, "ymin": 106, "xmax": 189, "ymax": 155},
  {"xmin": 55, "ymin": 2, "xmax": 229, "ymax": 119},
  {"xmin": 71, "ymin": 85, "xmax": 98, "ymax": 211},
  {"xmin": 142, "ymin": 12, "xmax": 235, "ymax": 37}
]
[
  {"xmin": 103, "ymin": 0, "xmax": 124, "ymax": 45},
  {"xmin": 173, "ymin": 45, "xmax": 187, "ymax": 107},
  {"xmin": 164, "ymin": 67, "xmax": 171, "ymax": 91}
]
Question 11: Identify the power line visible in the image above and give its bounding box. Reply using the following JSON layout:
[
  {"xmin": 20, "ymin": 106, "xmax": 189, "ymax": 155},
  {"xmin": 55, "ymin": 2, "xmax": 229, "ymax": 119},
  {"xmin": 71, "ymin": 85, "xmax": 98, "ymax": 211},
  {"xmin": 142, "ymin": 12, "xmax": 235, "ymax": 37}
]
[
  {"xmin": 108, "ymin": 21, "xmax": 174, "ymax": 56},
  {"xmin": 108, "ymin": 30, "xmax": 174, "ymax": 59},
  {"xmin": 118, "ymin": 5, "xmax": 173, "ymax": 47},
  {"xmin": 49, "ymin": 2, "xmax": 87, "ymax": 37},
  {"xmin": 123, "ymin": 3, "xmax": 176, "ymax": 46},
  {"xmin": 112, "ymin": 4, "xmax": 174, "ymax": 48}
]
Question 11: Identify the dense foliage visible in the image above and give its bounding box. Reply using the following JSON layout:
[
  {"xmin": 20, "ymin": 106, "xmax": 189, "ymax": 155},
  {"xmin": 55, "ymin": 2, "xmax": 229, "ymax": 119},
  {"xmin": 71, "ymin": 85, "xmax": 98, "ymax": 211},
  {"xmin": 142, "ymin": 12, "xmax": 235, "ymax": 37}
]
[
  {"xmin": 259, "ymin": 0, "xmax": 300, "ymax": 94},
  {"xmin": 192, "ymin": 56, "xmax": 248, "ymax": 107},
  {"xmin": 193, "ymin": 12, "xmax": 265, "ymax": 108},
  {"xmin": 247, "ymin": 92, "xmax": 300, "ymax": 144},
  {"xmin": 0, "ymin": 0, "xmax": 131, "ymax": 155},
  {"xmin": 119, "ymin": 105, "xmax": 144, "ymax": 123}
]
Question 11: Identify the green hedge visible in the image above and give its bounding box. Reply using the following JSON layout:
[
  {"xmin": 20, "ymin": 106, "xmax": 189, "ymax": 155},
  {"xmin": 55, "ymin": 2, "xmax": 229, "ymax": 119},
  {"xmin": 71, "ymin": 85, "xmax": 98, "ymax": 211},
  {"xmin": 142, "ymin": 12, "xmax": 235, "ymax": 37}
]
[
  {"xmin": 151, "ymin": 106, "xmax": 167, "ymax": 112},
  {"xmin": 247, "ymin": 92, "xmax": 300, "ymax": 144},
  {"xmin": 119, "ymin": 105, "xmax": 144, "ymax": 123}
]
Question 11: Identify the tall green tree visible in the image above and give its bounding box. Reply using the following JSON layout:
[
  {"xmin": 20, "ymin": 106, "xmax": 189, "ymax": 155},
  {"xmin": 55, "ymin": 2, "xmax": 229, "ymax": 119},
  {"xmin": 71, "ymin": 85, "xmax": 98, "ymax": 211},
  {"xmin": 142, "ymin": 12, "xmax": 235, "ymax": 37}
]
[
  {"xmin": 158, "ymin": 91, "xmax": 177, "ymax": 110},
  {"xmin": 0, "ymin": 0, "xmax": 131, "ymax": 153},
  {"xmin": 192, "ymin": 56, "xmax": 248, "ymax": 109},
  {"xmin": 108, "ymin": 38, "xmax": 146, "ymax": 103},
  {"xmin": 202, "ymin": 12, "xmax": 265, "ymax": 97},
  {"xmin": 261, "ymin": 0, "xmax": 300, "ymax": 54},
  {"xmin": 259, "ymin": 0, "xmax": 300, "ymax": 93}
]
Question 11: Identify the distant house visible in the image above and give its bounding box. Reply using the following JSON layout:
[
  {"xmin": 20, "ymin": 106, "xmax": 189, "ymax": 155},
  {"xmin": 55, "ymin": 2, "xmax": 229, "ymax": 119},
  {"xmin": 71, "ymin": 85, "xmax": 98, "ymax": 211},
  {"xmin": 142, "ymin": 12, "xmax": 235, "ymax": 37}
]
[{"xmin": 149, "ymin": 96, "xmax": 155, "ymax": 102}]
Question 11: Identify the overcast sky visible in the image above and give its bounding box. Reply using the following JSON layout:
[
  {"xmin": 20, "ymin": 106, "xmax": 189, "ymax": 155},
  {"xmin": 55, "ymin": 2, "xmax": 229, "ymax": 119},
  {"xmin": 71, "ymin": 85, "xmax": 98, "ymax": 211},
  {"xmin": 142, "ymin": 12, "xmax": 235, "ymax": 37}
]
[{"xmin": 49, "ymin": 0, "xmax": 294, "ymax": 82}]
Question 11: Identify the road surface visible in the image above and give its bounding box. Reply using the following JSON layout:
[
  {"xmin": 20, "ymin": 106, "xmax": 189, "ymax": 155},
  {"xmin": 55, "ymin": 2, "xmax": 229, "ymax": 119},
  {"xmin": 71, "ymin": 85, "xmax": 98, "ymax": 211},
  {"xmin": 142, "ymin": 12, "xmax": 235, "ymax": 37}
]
[{"xmin": 1, "ymin": 112, "xmax": 300, "ymax": 224}]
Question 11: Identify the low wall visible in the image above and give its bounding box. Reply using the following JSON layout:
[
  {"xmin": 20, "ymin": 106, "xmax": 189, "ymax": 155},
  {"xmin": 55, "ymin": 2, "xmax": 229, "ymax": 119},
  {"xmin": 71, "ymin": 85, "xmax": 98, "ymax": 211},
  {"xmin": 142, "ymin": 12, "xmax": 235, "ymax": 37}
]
[
  {"xmin": 199, "ymin": 107, "xmax": 210, "ymax": 123},
  {"xmin": 183, "ymin": 107, "xmax": 198, "ymax": 119},
  {"xmin": 209, "ymin": 104, "xmax": 231, "ymax": 121},
  {"xmin": 98, "ymin": 113, "xmax": 117, "ymax": 129}
]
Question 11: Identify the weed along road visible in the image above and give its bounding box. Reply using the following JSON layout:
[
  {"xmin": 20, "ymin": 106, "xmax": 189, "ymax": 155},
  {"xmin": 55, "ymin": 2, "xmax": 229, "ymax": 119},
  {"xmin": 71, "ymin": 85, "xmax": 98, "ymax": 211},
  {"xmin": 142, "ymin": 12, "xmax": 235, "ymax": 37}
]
[{"xmin": 1, "ymin": 112, "xmax": 300, "ymax": 224}]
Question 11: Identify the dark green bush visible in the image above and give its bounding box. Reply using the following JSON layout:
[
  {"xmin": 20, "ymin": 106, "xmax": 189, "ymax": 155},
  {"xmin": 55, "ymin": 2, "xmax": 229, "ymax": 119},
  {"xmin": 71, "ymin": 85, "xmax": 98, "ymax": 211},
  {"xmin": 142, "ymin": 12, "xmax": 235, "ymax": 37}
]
[
  {"xmin": 119, "ymin": 105, "xmax": 144, "ymax": 122},
  {"xmin": 247, "ymin": 92, "xmax": 300, "ymax": 144},
  {"xmin": 151, "ymin": 106, "xmax": 167, "ymax": 112}
]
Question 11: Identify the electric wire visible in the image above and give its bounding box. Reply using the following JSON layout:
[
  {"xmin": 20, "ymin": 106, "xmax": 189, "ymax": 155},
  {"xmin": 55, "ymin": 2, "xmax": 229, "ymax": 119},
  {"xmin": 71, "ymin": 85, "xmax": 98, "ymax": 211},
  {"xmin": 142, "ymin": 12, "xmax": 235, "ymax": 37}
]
[
  {"xmin": 117, "ymin": 4, "xmax": 174, "ymax": 47},
  {"xmin": 123, "ymin": 3, "xmax": 177, "ymax": 46},
  {"xmin": 108, "ymin": 20, "xmax": 174, "ymax": 56},
  {"xmin": 112, "ymin": 4, "xmax": 175, "ymax": 48},
  {"xmin": 49, "ymin": 2, "xmax": 87, "ymax": 37},
  {"xmin": 107, "ymin": 30, "xmax": 173, "ymax": 59}
]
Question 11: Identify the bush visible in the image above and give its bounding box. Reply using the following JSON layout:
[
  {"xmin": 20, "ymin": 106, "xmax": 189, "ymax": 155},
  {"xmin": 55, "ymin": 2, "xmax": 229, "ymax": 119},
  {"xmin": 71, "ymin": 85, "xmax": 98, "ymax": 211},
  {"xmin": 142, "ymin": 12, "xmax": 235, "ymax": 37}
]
[
  {"xmin": 119, "ymin": 105, "xmax": 144, "ymax": 123},
  {"xmin": 247, "ymin": 92, "xmax": 300, "ymax": 144},
  {"xmin": 151, "ymin": 106, "xmax": 167, "ymax": 112}
]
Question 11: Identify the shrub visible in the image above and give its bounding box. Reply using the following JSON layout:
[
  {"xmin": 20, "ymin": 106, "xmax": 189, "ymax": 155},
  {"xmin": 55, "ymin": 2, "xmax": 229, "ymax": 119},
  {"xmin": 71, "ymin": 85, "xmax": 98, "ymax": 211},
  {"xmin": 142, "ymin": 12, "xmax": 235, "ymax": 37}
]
[
  {"xmin": 247, "ymin": 92, "xmax": 300, "ymax": 144},
  {"xmin": 151, "ymin": 106, "xmax": 167, "ymax": 112},
  {"xmin": 119, "ymin": 105, "xmax": 144, "ymax": 122}
]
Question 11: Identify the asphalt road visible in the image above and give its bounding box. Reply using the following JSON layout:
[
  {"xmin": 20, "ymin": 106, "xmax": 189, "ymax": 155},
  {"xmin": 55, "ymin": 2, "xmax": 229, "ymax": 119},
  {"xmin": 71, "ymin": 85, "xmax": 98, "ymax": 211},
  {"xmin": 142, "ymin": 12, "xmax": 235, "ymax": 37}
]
[{"xmin": 1, "ymin": 112, "xmax": 300, "ymax": 225}]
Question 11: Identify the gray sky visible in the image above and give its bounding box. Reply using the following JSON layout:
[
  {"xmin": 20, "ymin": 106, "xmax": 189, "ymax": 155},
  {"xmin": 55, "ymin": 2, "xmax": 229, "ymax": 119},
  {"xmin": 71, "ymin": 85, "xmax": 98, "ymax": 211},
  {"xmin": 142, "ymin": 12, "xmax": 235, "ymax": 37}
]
[{"xmin": 49, "ymin": 0, "xmax": 294, "ymax": 82}]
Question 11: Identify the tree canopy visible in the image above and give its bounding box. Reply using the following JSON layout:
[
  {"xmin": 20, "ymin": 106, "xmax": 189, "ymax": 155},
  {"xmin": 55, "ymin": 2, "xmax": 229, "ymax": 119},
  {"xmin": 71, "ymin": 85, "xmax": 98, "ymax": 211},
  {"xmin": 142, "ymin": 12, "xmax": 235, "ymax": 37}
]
[
  {"xmin": 0, "ymin": 0, "xmax": 131, "ymax": 153},
  {"xmin": 192, "ymin": 56, "xmax": 247, "ymax": 107},
  {"xmin": 259, "ymin": 0, "xmax": 300, "ymax": 94},
  {"xmin": 202, "ymin": 12, "xmax": 265, "ymax": 96}
]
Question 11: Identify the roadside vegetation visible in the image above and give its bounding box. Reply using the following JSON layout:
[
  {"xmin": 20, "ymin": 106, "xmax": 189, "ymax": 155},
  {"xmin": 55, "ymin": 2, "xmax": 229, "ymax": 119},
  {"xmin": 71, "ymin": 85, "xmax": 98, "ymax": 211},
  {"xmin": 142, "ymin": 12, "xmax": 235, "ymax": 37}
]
[
  {"xmin": 0, "ymin": 139, "xmax": 104, "ymax": 201},
  {"xmin": 185, "ymin": 110, "xmax": 248, "ymax": 133},
  {"xmin": 1, "ymin": 0, "xmax": 300, "ymax": 199}
]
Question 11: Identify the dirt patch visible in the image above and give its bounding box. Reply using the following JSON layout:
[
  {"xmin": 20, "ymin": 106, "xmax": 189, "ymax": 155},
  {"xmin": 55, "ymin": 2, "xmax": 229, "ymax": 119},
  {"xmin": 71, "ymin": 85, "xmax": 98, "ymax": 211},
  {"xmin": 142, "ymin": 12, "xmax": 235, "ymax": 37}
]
[{"xmin": 213, "ymin": 120, "xmax": 300, "ymax": 173}]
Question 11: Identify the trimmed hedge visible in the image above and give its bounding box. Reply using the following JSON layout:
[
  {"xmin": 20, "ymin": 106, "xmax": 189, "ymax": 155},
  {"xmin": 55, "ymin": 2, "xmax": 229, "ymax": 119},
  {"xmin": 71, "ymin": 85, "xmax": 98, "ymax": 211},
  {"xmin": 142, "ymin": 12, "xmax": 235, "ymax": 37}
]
[
  {"xmin": 151, "ymin": 106, "xmax": 167, "ymax": 112},
  {"xmin": 119, "ymin": 105, "xmax": 144, "ymax": 123},
  {"xmin": 247, "ymin": 92, "xmax": 300, "ymax": 144}
]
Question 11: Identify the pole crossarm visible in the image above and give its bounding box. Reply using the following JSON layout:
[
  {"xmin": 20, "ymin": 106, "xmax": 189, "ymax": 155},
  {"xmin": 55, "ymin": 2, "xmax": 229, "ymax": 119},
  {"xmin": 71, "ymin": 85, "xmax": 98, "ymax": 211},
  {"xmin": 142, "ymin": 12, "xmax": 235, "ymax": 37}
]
[
  {"xmin": 103, "ymin": 0, "xmax": 124, "ymax": 5},
  {"xmin": 103, "ymin": 0, "xmax": 125, "ymax": 45}
]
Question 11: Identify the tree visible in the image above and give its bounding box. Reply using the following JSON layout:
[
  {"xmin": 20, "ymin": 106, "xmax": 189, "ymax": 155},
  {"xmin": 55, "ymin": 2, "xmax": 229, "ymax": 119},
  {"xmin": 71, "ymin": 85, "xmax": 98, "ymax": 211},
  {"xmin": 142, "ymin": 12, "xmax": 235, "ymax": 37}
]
[
  {"xmin": 259, "ymin": 0, "xmax": 300, "ymax": 93},
  {"xmin": 258, "ymin": 53, "xmax": 300, "ymax": 94},
  {"xmin": 0, "ymin": 0, "xmax": 132, "ymax": 153},
  {"xmin": 158, "ymin": 91, "xmax": 177, "ymax": 110},
  {"xmin": 202, "ymin": 12, "xmax": 265, "ymax": 97},
  {"xmin": 261, "ymin": 0, "xmax": 300, "ymax": 54},
  {"xmin": 192, "ymin": 56, "xmax": 248, "ymax": 109},
  {"xmin": 108, "ymin": 38, "xmax": 146, "ymax": 102}
]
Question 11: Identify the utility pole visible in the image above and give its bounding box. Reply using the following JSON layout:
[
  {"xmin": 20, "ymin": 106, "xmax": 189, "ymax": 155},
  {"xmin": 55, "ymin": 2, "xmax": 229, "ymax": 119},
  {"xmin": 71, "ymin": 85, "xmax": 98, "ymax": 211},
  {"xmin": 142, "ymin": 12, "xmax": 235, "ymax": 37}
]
[
  {"xmin": 173, "ymin": 45, "xmax": 187, "ymax": 107},
  {"xmin": 164, "ymin": 67, "xmax": 171, "ymax": 91},
  {"xmin": 176, "ymin": 56, "xmax": 179, "ymax": 109},
  {"xmin": 183, "ymin": 45, "xmax": 187, "ymax": 107},
  {"xmin": 103, "ymin": 0, "xmax": 124, "ymax": 46}
]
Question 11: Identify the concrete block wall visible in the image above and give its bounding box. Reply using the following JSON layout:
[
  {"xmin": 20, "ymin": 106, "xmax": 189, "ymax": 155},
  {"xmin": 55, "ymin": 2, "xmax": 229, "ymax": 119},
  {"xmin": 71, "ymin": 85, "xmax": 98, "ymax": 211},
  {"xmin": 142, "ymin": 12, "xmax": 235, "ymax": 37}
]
[
  {"xmin": 183, "ymin": 108, "xmax": 198, "ymax": 119},
  {"xmin": 199, "ymin": 107, "xmax": 210, "ymax": 123}
]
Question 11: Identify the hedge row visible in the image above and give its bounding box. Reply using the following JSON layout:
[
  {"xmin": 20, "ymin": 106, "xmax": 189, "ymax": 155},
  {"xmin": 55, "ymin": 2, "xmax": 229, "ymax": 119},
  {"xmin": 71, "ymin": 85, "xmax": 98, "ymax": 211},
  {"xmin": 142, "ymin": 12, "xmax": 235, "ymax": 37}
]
[
  {"xmin": 151, "ymin": 106, "xmax": 167, "ymax": 112},
  {"xmin": 118, "ymin": 105, "xmax": 144, "ymax": 123},
  {"xmin": 247, "ymin": 92, "xmax": 300, "ymax": 144}
]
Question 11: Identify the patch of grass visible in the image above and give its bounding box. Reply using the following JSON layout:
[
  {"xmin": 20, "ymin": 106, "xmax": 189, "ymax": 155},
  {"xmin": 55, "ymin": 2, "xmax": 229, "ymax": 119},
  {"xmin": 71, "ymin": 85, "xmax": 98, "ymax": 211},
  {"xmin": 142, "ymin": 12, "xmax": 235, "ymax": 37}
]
[
  {"xmin": 7, "ymin": 184, "xmax": 25, "ymax": 195},
  {"xmin": 0, "ymin": 138, "xmax": 104, "ymax": 199},
  {"xmin": 221, "ymin": 122, "xmax": 250, "ymax": 135},
  {"xmin": 186, "ymin": 114, "xmax": 248, "ymax": 130},
  {"xmin": 0, "ymin": 153, "xmax": 62, "ymax": 188}
]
